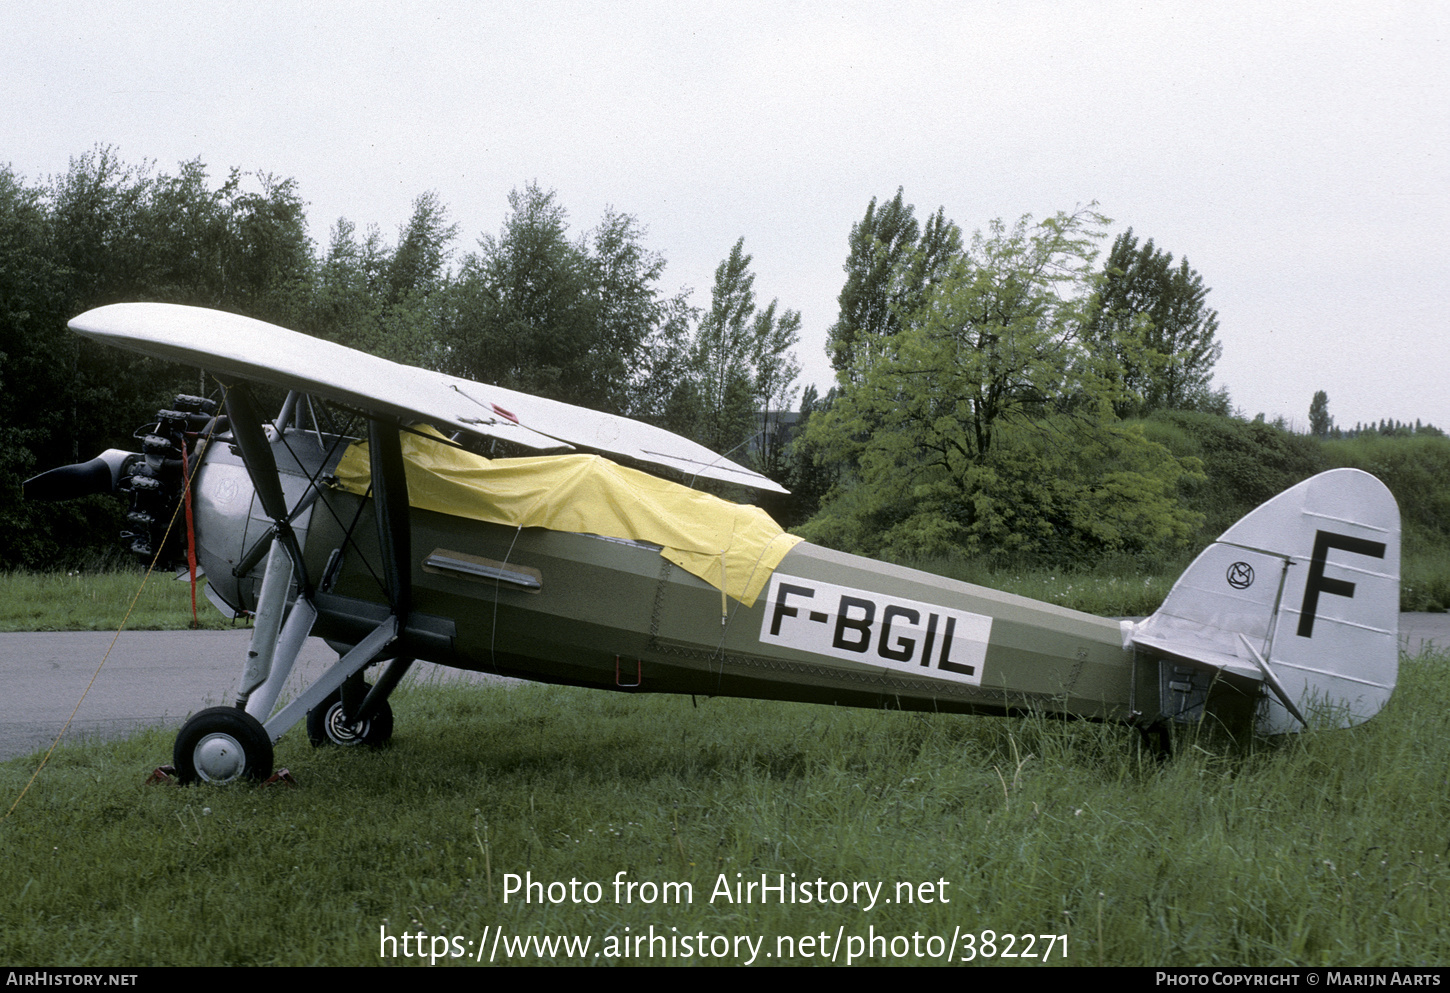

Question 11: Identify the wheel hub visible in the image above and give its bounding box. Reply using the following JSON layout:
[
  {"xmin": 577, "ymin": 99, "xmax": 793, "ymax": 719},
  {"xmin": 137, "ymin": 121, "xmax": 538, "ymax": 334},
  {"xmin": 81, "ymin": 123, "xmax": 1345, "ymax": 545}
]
[
  {"xmin": 193, "ymin": 732, "xmax": 246, "ymax": 783},
  {"xmin": 325, "ymin": 703, "xmax": 368, "ymax": 745}
]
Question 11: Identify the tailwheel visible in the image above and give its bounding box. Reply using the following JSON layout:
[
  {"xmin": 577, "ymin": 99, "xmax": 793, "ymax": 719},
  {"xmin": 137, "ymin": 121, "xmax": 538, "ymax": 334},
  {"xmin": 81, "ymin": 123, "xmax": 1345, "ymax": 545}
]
[
  {"xmin": 307, "ymin": 684, "xmax": 394, "ymax": 748},
  {"xmin": 1138, "ymin": 720, "xmax": 1173, "ymax": 761},
  {"xmin": 174, "ymin": 707, "xmax": 274, "ymax": 785}
]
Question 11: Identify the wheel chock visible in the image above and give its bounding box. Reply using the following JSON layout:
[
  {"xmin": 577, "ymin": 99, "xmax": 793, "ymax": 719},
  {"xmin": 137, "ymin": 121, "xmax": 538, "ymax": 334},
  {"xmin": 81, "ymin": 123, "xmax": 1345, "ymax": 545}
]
[{"xmin": 263, "ymin": 768, "xmax": 298, "ymax": 787}]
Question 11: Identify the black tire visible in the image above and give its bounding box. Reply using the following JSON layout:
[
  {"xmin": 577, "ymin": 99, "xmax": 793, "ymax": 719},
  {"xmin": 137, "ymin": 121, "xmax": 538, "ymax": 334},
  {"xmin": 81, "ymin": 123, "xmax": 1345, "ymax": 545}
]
[
  {"xmin": 306, "ymin": 684, "xmax": 394, "ymax": 748},
  {"xmin": 174, "ymin": 707, "xmax": 274, "ymax": 785}
]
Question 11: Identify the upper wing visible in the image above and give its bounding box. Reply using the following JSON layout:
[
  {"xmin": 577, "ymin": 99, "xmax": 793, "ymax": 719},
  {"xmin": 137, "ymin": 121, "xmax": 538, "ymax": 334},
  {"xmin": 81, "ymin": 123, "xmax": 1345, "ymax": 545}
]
[{"xmin": 69, "ymin": 302, "xmax": 787, "ymax": 494}]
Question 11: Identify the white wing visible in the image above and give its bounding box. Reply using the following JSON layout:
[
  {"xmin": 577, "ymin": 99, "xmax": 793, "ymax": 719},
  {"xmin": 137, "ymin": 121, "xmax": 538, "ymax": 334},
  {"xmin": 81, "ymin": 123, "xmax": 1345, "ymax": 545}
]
[{"xmin": 69, "ymin": 303, "xmax": 787, "ymax": 494}]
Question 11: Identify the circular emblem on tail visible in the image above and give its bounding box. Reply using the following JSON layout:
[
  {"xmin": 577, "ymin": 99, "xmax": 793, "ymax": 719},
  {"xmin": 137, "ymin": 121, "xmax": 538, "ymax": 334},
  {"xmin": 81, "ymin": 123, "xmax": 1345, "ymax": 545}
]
[{"xmin": 1226, "ymin": 561, "xmax": 1255, "ymax": 589}]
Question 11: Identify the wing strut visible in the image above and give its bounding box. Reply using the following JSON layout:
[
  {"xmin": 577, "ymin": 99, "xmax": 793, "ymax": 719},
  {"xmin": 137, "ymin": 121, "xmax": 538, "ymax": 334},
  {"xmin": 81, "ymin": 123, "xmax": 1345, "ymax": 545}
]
[
  {"xmin": 254, "ymin": 420, "xmax": 424, "ymax": 736},
  {"xmin": 226, "ymin": 401, "xmax": 440, "ymax": 743},
  {"xmin": 225, "ymin": 384, "xmax": 311, "ymax": 595},
  {"xmin": 223, "ymin": 382, "xmax": 321, "ymax": 720},
  {"xmin": 368, "ymin": 417, "xmax": 411, "ymax": 626},
  {"xmin": 333, "ymin": 418, "xmax": 416, "ymax": 726}
]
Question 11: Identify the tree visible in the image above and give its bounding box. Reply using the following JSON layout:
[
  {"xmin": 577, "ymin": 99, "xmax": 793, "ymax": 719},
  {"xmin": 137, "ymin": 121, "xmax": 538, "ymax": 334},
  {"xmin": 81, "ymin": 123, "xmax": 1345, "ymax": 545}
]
[
  {"xmin": 45, "ymin": 150, "xmax": 316, "ymax": 465},
  {"xmin": 781, "ymin": 383, "xmax": 839, "ymax": 524},
  {"xmin": 687, "ymin": 239, "xmax": 761, "ymax": 456},
  {"xmin": 826, "ymin": 189, "xmax": 960, "ymax": 382},
  {"xmin": 1309, "ymin": 390, "xmax": 1333, "ymax": 438},
  {"xmin": 446, "ymin": 184, "xmax": 599, "ymax": 405},
  {"xmin": 308, "ymin": 217, "xmax": 382, "ymax": 351},
  {"xmin": 586, "ymin": 207, "xmax": 694, "ymax": 419},
  {"xmin": 749, "ymin": 300, "xmax": 802, "ymax": 480},
  {"xmin": 445, "ymin": 185, "xmax": 695, "ymax": 419},
  {"xmin": 0, "ymin": 149, "xmax": 319, "ymax": 567},
  {"xmin": 1086, "ymin": 228, "xmax": 1224, "ymax": 416},
  {"xmin": 307, "ymin": 192, "xmax": 461, "ymax": 366},
  {"xmin": 675, "ymin": 239, "xmax": 801, "ymax": 467},
  {"xmin": 803, "ymin": 207, "xmax": 1202, "ymax": 561},
  {"xmin": 220, "ymin": 170, "xmax": 313, "ymax": 325},
  {"xmin": 0, "ymin": 163, "xmax": 92, "ymax": 567},
  {"xmin": 386, "ymin": 190, "xmax": 458, "ymax": 303}
]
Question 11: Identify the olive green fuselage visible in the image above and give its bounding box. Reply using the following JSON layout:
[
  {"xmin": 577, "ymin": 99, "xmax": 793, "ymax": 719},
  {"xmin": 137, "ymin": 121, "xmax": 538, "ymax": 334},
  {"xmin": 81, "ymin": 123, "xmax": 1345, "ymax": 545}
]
[{"xmin": 298, "ymin": 493, "xmax": 1141, "ymax": 723}]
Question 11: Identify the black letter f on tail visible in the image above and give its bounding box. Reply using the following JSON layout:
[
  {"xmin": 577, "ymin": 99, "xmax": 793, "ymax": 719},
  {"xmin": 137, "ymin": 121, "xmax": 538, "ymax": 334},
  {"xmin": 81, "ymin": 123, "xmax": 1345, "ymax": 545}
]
[{"xmin": 1297, "ymin": 530, "xmax": 1387, "ymax": 638}]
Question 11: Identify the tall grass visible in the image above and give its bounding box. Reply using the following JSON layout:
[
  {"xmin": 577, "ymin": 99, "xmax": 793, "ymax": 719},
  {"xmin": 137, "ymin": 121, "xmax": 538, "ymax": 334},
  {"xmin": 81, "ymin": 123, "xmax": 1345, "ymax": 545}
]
[
  {"xmin": 899, "ymin": 550, "xmax": 1193, "ymax": 616},
  {"xmin": 0, "ymin": 570, "xmax": 239, "ymax": 632},
  {"xmin": 4, "ymin": 652, "xmax": 1448, "ymax": 966}
]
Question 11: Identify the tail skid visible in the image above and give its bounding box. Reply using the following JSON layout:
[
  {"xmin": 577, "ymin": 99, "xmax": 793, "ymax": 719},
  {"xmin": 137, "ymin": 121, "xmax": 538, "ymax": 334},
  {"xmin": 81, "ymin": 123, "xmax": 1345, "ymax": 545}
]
[{"xmin": 1126, "ymin": 469, "xmax": 1400, "ymax": 735}]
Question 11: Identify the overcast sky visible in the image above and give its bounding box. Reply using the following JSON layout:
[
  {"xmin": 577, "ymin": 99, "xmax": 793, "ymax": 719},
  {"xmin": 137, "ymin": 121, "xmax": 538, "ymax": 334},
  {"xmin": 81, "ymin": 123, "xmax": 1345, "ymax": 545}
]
[{"xmin": 4, "ymin": 1, "xmax": 1446, "ymax": 432}]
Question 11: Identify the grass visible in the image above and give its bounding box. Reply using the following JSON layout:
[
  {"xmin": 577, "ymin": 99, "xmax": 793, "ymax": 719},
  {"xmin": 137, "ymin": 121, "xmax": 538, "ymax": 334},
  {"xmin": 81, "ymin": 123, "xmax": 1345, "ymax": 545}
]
[
  {"xmin": 1399, "ymin": 545, "xmax": 1450, "ymax": 613},
  {"xmin": 0, "ymin": 570, "xmax": 241, "ymax": 632},
  {"xmin": 4, "ymin": 655, "xmax": 1449, "ymax": 967},
  {"xmin": 897, "ymin": 551, "xmax": 1192, "ymax": 617}
]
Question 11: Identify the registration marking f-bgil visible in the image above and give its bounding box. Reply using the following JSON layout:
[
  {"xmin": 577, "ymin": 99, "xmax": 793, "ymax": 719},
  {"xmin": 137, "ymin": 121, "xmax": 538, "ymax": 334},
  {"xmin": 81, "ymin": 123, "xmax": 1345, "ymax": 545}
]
[{"xmin": 759, "ymin": 574, "xmax": 992, "ymax": 686}]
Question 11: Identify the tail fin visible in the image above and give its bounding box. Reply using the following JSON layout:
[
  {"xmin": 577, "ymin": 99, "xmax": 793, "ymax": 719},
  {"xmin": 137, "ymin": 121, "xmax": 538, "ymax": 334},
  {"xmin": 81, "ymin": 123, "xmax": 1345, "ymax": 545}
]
[{"xmin": 1127, "ymin": 468, "xmax": 1400, "ymax": 734}]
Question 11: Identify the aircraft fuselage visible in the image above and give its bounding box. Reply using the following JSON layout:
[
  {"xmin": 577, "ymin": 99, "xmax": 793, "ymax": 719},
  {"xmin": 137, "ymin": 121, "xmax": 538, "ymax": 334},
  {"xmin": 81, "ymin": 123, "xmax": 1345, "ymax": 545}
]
[{"xmin": 193, "ymin": 429, "xmax": 1147, "ymax": 723}]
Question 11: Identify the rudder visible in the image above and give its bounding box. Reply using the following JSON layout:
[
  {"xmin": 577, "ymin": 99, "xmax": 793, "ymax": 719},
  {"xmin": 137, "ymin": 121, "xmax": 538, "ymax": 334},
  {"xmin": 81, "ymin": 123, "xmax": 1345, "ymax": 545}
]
[{"xmin": 1127, "ymin": 468, "xmax": 1400, "ymax": 734}]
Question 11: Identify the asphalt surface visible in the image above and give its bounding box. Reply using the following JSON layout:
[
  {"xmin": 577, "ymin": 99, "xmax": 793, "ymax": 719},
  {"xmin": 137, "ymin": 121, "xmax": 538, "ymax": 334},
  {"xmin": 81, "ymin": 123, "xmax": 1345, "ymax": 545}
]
[
  {"xmin": 0, "ymin": 629, "xmax": 509, "ymax": 762},
  {"xmin": 4, "ymin": 616, "xmax": 1449, "ymax": 762}
]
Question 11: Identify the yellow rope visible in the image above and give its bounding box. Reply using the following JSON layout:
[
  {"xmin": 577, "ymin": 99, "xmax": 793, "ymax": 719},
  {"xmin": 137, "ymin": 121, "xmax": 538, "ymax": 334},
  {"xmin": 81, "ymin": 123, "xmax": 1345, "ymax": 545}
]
[{"xmin": 4, "ymin": 400, "xmax": 220, "ymax": 821}]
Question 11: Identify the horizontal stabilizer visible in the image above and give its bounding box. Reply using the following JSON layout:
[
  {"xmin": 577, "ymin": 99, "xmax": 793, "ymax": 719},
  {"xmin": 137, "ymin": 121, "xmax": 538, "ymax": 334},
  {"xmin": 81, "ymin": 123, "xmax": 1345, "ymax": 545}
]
[{"xmin": 1127, "ymin": 469, "xmax": 1400, "ymax": 734}]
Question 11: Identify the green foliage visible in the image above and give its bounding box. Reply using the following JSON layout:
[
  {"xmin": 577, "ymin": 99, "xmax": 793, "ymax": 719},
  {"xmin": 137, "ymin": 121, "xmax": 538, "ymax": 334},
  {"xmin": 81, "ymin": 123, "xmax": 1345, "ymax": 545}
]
[
  {"xmin": 309, "ymin": 217, "xmax": 420, "ymax": 364},
  {"xmin": 589, "ymin": 208, "xmax": 696, "ymax": 420},
  {"xmin": 446, "ymin": 185, "xmax": 606, "ymax": 406},
  {"xmin": 805, "ymin": 207, "xmax": 1203, "ymax": 565},
  {"xmin": 665, "ymin": 238, "xmax": 801, "ymax": 470},
  {"xmin": 1321, "ymin": 432, "xmax": 1450, "ymax": 544},
  {"xmin": 801, "ymin": 415, "xmax": 1203, "ymax": 562},
  {"xmin": 1141, "ymin": 410, "xmax": 1328, "ymax": 537},
  {"xmin": 0, "ymin": 165, "xmax": 75, "ymax": 565},
  {"xmin": 1339, "ymin": 417, "xmax": 1443, "ymax": 440},
  {"xmin": 1398, "ymin": 546, "xmax": 1450, "ymax": 612},
  {"xmin": 1110, "ymin": 414, "xmax": 1450, "ymax": 611},
  {"xmin": 749, "ymin": 302, "xmax": 802, "ymax": 480},
  {"xmin": 444, "ymin": 184, "xmax": 694, "ymax": 419},
  {"xmin": 1309, "ymin": 390, "xmax": 1332, "ymax": 438},
  {"xmin": 52, "ymin": 153, "xmax": 315, "ymax": 324},
  {"xmin": 826, "ymin": 188, "xmax": 960, "ymax": 381},
  {"xmin": 385, "ymin": 190, "xmax": 458, "ymax": 304},
  {"xmin": 777, "ymin": 384, "xmax": 839, "ymax": 526},
  {"xmin": 2, "ymin": 149, "xmax": 803, "ymax": 566},
  {"xmin": 683, "ymin": 238, "xmax": 760, "ymax": 455},
  {"xmin": 1086, "ymin": 228, "xmax": 1225, "ymax": 416},
  {"xmin": 0, "ymin": 150, "xmax": 320, "ymax": 568},
  {"xmin": 304, "ymin": 192, "xmax": 468, "ymax": 370}
]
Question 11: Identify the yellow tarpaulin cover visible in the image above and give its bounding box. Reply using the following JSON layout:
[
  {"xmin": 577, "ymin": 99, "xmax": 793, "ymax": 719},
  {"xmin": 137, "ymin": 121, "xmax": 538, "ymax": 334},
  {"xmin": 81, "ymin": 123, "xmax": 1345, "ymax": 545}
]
[{"xmin": 333, "ymin": 428, "xmax": 801, "ymax": 607}]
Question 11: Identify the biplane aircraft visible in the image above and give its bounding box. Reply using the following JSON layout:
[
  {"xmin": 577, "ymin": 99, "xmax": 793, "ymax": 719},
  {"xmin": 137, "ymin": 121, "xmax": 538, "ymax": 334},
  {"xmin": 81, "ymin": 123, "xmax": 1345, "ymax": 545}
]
[{"xmin": 24, "ymin": 303, "xmax": 1401, "ymax": 783}]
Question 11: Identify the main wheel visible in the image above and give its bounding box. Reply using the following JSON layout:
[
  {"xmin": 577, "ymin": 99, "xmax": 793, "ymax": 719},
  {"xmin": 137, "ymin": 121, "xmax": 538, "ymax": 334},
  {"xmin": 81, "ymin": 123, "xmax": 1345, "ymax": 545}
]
[
  {"xmin": 174, "ymin": 707, "xmax": 274, "ymax": 785},
  {"xmin": 307, "ymin": 684, "xmax": 394, "ymax": 748}
]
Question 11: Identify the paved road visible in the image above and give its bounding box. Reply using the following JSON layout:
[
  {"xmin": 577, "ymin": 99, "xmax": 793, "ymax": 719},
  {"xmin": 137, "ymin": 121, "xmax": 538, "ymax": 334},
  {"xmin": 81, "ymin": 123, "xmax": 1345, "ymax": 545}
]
[
  {"xmin": 1400, "ymin": 613, "xmax": 1450, "ymax": 655},
  {"xmin": 0, "ymin": 629, "xmax": 508, "ymax": 761},
  {"xmin": 4, "ymin": 616, "xmax": 1449, "ymax": 762}
]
